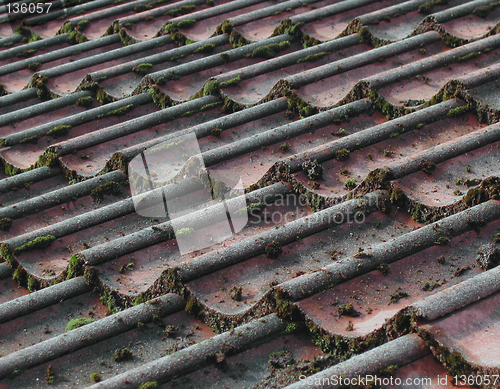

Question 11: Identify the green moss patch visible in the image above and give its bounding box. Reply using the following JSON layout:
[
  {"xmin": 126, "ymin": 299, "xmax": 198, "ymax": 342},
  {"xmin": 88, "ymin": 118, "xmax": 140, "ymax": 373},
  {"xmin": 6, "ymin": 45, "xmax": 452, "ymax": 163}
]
[
  {"xmin": 66, "ymin": 317, "xmax": 95, "ymax": 331},
  {"xmin": 176, "ymin": 19, "xmax": 196, "ymax": 28},
  {"xmin": 220, "ymin": 75, "xmax": 241, "ymax": 88},
  {"xmin": 47, "ymin": 125, "xmax": 71, "ymax": 138},
  {"xmin": 75, "ymin": 96, "xmax": 93, "ymax": 108},
  {"xmin": 297, "ymin": 52, "xmax": 327, "ymax": 63},
  {"xmin": 203, "ymin": 79, "xmax": 220, "ymax": 96},
  {"xmin": 99, "ymin": 104, "xmax": 135, "ymax": 118},
  {"xmin": 14, "ymin": 235, "xmax": 56, "ymax": 254},
  {"xmin": 247, "ymin": 41, "xmax": 290, "ymax": 59},
  {"xmin": 27, "ymin": 62, "xmax": 41, "ymax": 71},
  {"xmin": 194, "ymin": 43, "xmax": 215, "ymax": 53},
  {"xmin": 131, "ymin": 63, "xmax": 153, "ymax": 75}
]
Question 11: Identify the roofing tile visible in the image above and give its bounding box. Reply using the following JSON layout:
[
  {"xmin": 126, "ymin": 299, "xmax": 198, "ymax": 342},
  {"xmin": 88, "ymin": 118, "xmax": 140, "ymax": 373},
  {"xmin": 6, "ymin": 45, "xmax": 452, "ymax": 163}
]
[{"xmin": 1, "ymin": 0, "xmax": 500, "ymax": 386}]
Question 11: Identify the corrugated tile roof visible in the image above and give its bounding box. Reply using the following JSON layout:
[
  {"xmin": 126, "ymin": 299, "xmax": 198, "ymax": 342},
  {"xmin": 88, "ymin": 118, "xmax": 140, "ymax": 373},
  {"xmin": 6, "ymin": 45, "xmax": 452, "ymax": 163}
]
[{"xmin": 1, "ymin": 0, "xmax": 500, "ymax": 387}]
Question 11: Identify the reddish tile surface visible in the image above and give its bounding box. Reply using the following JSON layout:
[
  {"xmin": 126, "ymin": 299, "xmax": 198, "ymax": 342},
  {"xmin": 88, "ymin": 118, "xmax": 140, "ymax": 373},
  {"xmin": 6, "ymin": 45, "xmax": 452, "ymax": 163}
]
[{"xmin": 1, "ymin": 0, "xmax": 500, "ymax": 387}]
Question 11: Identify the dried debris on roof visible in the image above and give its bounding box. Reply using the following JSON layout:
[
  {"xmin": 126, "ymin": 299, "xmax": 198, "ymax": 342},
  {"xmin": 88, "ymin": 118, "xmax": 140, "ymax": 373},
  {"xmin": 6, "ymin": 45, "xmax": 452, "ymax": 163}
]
[{"xmin": 0, "ymin": 0, "xmax": 500, "ymax": 387}]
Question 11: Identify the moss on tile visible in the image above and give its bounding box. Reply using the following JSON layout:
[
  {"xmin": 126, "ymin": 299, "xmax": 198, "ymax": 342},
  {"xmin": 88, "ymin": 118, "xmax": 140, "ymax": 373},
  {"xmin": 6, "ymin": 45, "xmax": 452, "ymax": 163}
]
[
  {"xmin": 138, "ymin": 383, "xmax": 158, "ymax": 389},
  {"xmin": 67, "ymin": 254, "xmax": 83, "ymax": 279},
  {"xmin": 0, "ymin": 218, "xmax": 12, "ymax": 231},
  {"xmin": 133, "ymin": 3, "xmax": 152, "ymax": 12},
  {"xmin": 66, "ymin": 317, "xmax": 94, "ymax": 331},
  {"xmin": 37, "ymin": 151, "xmax": 59, "ymax": 167},
  {"xmin": 200, "ymin": 101, "xmax": 222, "ymax": 111},
  {"xmin": 297, "ymin": 52, "xmax": 327, "ymax": 63},
  {"xmin": 247, "ymin": 41, "xmax": 290, "ymax": 59},
  {"xmin": 220, "ymin": 75, "xmax": 241, "ymax": 87},
  {"xmin": 27, "ymin": 275, "xmax": 39, "ymax": 292},
  {"xmin": 14, "ymin": 24, "xmax": 31, "ymax": 36},
  {"xmin": 131, "ymin": 63, "xmax": 153, "ymax": 75},
  {"xmin": 473, "ymin": 2, "xmax": 500, "ymax": 17},
  {"xmin": 27, "ymin": 62, "xmax": 41, "ymax": 71},
  {"xmin": 100, "ymin": 287, "xmax": 121, "ymax": 313},
  {"xmin": 185, "ymin": 295, "xmax": 202, "ymax": 314},
  {"xmin": 147, "ymin": 86, "xmax": 172, "ymax": 109},
  {"xmin": 301, "ymin": 34, "xmax": 321, "ymax": 48},
  {"xmin": 229, "ymin": 30, "xmax": 249, "ymax": 48},
  {"xmin": 89, "ymin": 373, "xmax": 102, "ymax": 382},
  {"xmin": 176, "ymin": 19, "xmax": 196, "ymax": 28},
  {"xmin": 194, "ymin": 43, "xmax": 215, "ymax": 53},
  {"xmin": 418, "ymin": 0, "xmax": 449, "ymax": 14},
  {"xmin": 118, "ymin": 28, "xmax": 137, "ymax": 46},
  {"xmin": 14, "ymin": 235, "xmax": 56, "ymax": 254},
  {"xmin": 335, "ymin": 149, "xmax": 350, "ymax": 161},
  {"xmin": 265, "ymin": 241, "xmax": 283, "ymax": 259},
  {"xmin": 77, "ymin": 20, "xmax": 90, "ymax": 31},
  {"xmin": 166, "ymin": 4, "xmax": 195, "ymax": 16},
  {"xmin": 90, "ymin": 181, "xmax": 121, "ymax": 200},
  {"xmin": 99, "ymin": 104, "xmax": 135, "ymax": 117},
  {"xmin": 203, "ymin": 79, "xmax": 220, "ymax": 96},
  {"xmin": 133, "ymin": 293, "xmax": 151, "ymax": 305},
  {"xmin": 215, "ymin": 20, "xmax": 233, "ymax": 35},
  {"xmin": 96, "ymin": 88, "xmax": 113, "ymax": 105},
  {"xmin": 47, "ymin": 125, "xmax": 72, "ymax": 137},
  {"xmin": 457, "ymin": 52, "xmax": 482, "ymax": 63},
  {"xmin": 67, "ymin": 30, "xmax": 89, "ymax": 44},
  {"xmin": 75, "ymin": 96, "xmax": 93, "ymax": 108},
  {"xmin": 272, "ymin": 18, "xmax": 304, "ymax": 38},
  {"xmin": 344, "ymin": 178, "xmax": 357, "ymax": 190}
]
